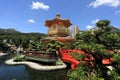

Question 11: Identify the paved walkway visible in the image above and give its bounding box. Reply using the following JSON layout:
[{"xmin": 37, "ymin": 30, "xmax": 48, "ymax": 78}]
[{"xmin": 5, "ymin": 59, "xmax": 67, "ymax": 71}]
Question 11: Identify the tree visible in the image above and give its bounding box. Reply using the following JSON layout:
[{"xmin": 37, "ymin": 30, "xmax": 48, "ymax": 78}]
[
  {"xmin": 68, "ymin": 20, "xmax": 120, "ymax": 80},
  {"xmin": 46, "ymin": 39, "xmax": 66, "ymax": 52},
  {"xmin": 96, "ymin": 20, "xmax": 110, "ymax": 29},
  {"xmin": 100, "ymin": 31, "xmax": 120, "ymax": 49},
  {"xmin": 76, "ymin": 31, "xmax": 97, "ymax": 44},
  {"xmin": 90, "ymin": 20, "xmax": 115, "ymax": 48}
]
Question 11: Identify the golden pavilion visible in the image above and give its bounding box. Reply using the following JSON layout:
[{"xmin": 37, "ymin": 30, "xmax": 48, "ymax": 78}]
[
  {"xmin": 45, "ymin": 14, "xmax": 72, "ymax": 37},
  {"xmin": 42, "ymin": 14, "xmax": 74, "ymax": 43}
]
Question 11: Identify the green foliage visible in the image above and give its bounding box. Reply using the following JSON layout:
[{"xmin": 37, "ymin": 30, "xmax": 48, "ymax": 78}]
[
  {"xmin": 67, "ymin": 65, "xmax": 86, "ymax": 80},
  {"xmin": 113, "ymin": 53, "xmax": 120, "ymax": 62},
  {"xmin": 100, "ymin": 31, "xmax": 120, "ymax": 49},
  {"xmin": 0, "ymin": 28, "xmax": 46, "ymax": 52},
  {"xmin": 75, "ymin": 40, "xmax": 106, "ymax": 54},
  {"xmin": 93, "ymin": 20, "xmax": 120, "ymax": 49},
  {"xmin": 0, "ymin": 41, "xmax": 10, "ymax": 53},
  {"xmin": 76, "ymin": 31, "xmax": 97, "ymax": 44},
  {"xmin": 74, "ymin": 41, "xmax": 111, "ymax": 64},
  {"xmin": 96, "ymin": 20, "xmax": 110, "ymax": 28},
  {"xmin": 56, "ymin": 59, "xmax": 63, "ymax": 65},
  {"xmin": 109, "ymin": 70, "xmax": 120, "ymax": 80},
  {"xmin": 112, "ymin": 53, "xmax": 120, "ymax": 70},
  {"xmin": 68, "ymin": 20, "xmax": 120, "ymax": 80},
  {"xmin": 67, "ymin": 62, "xmax": 104, "ymax": 80},
  {"xmin": 27, "ymin": 40, "xmax": 44, "ymax": 51},
  {"xmin": 46, "ymin": 39, "xmax": 66, "ymax": 52},
  {"xmin": 76, "ymin": 20, "xmax": 120, "ymax": 49},
  {"xmin": 70, "ymin": 52, "xmax": 85, "ymax": 61},
  {"xmin": 0, "ymin": 28, "xmax": 20, "ymax": 34},
  {"xmin": 12, "ymin": 78, "xmax": 16, "ymax": 80},
  {"xmin": 13, "ymin": 55, "xmax": 25, "ymax": 62}
]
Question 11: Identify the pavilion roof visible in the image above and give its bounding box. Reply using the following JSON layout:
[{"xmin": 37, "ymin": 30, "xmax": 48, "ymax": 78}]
[{"xmin": 45, "ymin": 15, "xmax": 72, "ymax": 28}]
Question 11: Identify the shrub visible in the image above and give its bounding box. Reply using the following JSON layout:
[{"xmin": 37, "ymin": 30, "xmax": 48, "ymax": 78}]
[
  {"xmin": 67, "ymin": 62, "xmax": 104, "ymax": 80},
  {"xmin": 13, "ymin": 55, "xmax": 25, "ymax": 62},
  {"xmin": 70, "ymin": 52, "xmax": 85, "ymax": 61}
]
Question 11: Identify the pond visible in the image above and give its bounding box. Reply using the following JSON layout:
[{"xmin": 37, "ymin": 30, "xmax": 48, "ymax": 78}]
[{"xmin": 0, "ymin": 56, "xmax": 68, "ymax": 80}]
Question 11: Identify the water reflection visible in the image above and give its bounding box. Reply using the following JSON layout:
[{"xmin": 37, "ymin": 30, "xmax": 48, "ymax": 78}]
[
  {"xmin": 26, "ymin": 66, "xmax": 68, "ymax": 80},
  {"xmin": 0, "ymin": 56, "xmax": 68, "ymax": 80}
]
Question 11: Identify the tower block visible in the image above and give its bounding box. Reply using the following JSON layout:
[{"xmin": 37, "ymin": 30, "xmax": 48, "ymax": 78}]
[{"xmin": 74, "ymin": 26, "xmax": 79, "ymax": 38}]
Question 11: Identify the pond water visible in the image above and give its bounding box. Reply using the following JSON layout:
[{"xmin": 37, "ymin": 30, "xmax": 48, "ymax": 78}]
[{"xmin": 0, "ymin": 56, "xmax": 68, "ymax": 80}]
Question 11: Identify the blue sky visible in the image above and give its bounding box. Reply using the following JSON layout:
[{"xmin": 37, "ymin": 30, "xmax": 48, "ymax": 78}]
[{"xmin": 0, "ymin": 0, "xmax": 120, "ymax": 33}]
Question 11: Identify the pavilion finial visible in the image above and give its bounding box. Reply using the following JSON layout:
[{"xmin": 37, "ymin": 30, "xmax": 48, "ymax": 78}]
[{"xmin": 56, "ymin": 14, "xmax": 60, "ymax": 19}]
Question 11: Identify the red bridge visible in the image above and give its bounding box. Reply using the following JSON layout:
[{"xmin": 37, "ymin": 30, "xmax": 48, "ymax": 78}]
[
  {"xmin": 59, "ymin": 48, "xmax": 114, "ymax": 70},
  {"xmin": 59, "ymin": 48, "xmax": 85, "ymax": 70}
]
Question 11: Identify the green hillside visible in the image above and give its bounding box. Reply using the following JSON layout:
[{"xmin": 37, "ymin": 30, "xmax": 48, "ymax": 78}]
[{"xmin": 0, "ymin": 28, "xmax": 46, "ymax": 52}]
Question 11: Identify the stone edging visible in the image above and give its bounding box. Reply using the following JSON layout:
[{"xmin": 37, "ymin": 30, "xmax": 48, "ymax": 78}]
[
  {"xmin": 5, "ymin": 59, "xmax": 67, "ymax": 71},
  {"xmin": 0, "ymin": 53, "xmax": 7, "ymax": 56}
]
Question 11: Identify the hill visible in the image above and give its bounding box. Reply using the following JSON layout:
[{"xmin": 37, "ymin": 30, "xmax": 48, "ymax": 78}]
[
  {"xmin": 0, "ymin": 28, "xmax": 21, "ymax": 34},
  {"xmin": 0, "ymin": 28, "xmax": 46, "ymax": 42},
  {"xmin": 110, "ymin": 26, "xmax": 120, "ymax": 32}
]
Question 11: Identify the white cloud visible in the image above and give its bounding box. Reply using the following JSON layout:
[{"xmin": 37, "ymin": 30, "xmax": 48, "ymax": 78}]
[
  {"xmin": 92, "ymin": 19, "xmax": 99, "ymax": 24},
  {"xmin": 115, "ymin": 10, "xmax": 120, "ymax": 14},
  {"xmin": 28, "ymin": 19, "xmax": 35, "ymax": 23},
  {"xmin": 86, "ymin": 25, "xmax": 94, "ymax": 30},
  {"xmin": 89, "ymin": 0, "xmax": 120, "ymax": 8},
  {"xmin": 31, "ymin": 1, "xmax": 50, "ymax": 10}
]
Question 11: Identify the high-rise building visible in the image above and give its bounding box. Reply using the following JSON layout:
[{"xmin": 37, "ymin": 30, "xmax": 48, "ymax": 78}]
[{"xmin": 74, "ymin": 26, "xmax": 79, "ymax": 38}]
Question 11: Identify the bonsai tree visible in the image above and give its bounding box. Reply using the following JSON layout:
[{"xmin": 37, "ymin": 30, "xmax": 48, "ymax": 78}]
[
  {"xmin": 68, "ymin": 20, "xmax": 120, "ymax": 80},
  {"xmin": 96, "ymin": 20, "xmax": 110, "ymax": 29},
  {"xmin": 95, "ymin": 20, "xmax": 120, "ymax": 49},
  {"xmin": 46, "ymin": 39, "xmax": 67, "ymax": 64},
  {"xmin": 76, "ymin": 31, "xmax": 97, "ymax": 44},
  {"xmin": 46, "ymin": 39, "xmax": 66, "ymax": 52},
  {"xmin": 28, "ymin": 40, "xmax": 43, "ymax": 51},
  {"xmin": 100, "ymin": 31, "xmax": 120, "ymax": 49}
]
